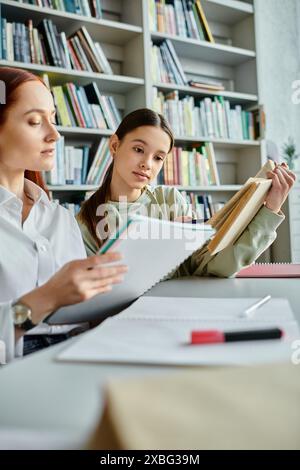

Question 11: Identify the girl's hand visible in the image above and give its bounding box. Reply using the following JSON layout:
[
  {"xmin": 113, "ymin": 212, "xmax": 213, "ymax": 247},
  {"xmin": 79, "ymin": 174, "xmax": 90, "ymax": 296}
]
[
  {"xmin": 20, "ymin": 252, "xmax": 128, "ymax": 324},
  {"xmin": 265, "ymin": 162, "xmax": 296, "ymax": 213}
]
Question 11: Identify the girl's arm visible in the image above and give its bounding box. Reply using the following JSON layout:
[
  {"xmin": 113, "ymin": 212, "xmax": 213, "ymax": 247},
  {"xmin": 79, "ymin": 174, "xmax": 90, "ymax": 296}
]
[
  {"xmin": 172, "ymin": 163, "xmax": 296, "ymax": 278},
  {"xmin": 173, "ymin": 206, "xmax": 284, "ymax": 278}
]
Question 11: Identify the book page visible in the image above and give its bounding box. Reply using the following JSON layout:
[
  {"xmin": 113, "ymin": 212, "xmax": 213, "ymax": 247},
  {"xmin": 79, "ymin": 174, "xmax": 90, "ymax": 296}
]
[{"xmin": 208, "ymin": 179, "xmax": 272, "ymax": 255}]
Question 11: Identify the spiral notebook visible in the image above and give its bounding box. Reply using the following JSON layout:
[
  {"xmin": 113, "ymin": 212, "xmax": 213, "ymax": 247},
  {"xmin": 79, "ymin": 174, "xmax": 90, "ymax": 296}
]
[
  {"xmin": 57, "ymin": 296, "xmax": 299, "ymax": 366},
  {"xmin": 237, "ymin": 263, "xmax": 300, "ymax": 278},
  {"xmin": 46, "ymin": 215, "xmax": 214, "ymax": 325}
]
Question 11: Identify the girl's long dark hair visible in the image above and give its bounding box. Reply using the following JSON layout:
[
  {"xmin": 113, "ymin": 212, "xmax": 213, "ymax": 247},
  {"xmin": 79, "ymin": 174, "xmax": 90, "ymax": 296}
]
[{"xmin": 78, "ymin": 108, "xmax": 174, "ymax": 248}]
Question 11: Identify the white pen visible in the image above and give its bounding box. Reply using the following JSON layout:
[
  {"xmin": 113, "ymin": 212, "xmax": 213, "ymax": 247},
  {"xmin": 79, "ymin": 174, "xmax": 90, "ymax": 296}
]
[{"xmin": 239, "ymin": 295, "xmax": 272, "ymax": 318}]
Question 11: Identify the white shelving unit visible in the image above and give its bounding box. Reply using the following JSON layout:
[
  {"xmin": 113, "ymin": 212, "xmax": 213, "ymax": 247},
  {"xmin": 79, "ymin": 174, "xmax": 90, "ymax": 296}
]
[
  {"xmin": 201, "ymin": 0, "xmax": 254, "ymax": 24},
  {"xmin": 154, "ymin": 82, "xmax": 258, "ymax": 105},
  {"xmin": 0, "ymin": 0, "xmax": 143, "ymax": 42},
  {"xmin": 174, "ymin": 184, "xmax": 242, "ymax": 191},
  {"xmin": 142, "ymin": 0, "xmax": 264, "ymax": 210},
  {"xmin": 0, "ymin": 0, "xmax": 263, "ymax": 207},
  {"xmin": 0, "ymin": 60, "xmax": 145, "ymax": 93},
  {"xmin": 151, "ymin": 31, "xmax": 256, "ymax": 65},
  {"xmin": 174, "ymin": 136, "xmax": 260, "ymax": 149},
  {"xmin": 56, "ymin": 127, "xmax": 113, "ymax": 138},
  {"xmin": 48, "ymin": 185, "xmax": 98, "ymax": 192}
]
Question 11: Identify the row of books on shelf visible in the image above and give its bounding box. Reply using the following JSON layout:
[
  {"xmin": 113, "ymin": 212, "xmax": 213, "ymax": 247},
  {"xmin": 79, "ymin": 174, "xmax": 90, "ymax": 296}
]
[
  {"xmin": 157, "ymin": 143, "xmax": 220, "ymax": 186},
  {"xmin": 0, "ymin": 12, "xmax": 112, "ymax": 74},
  {"xmin": 46, "ymin": 136, "xmax": 220, "ymax": 188},
  {"xmin": 45, "ymin": 137, "xmax": 111, "ymax": 186},
  {"xmin": 151, "ymin": 39, "xmax": 187, "ymax": 86},
  {"xmin": 149, "ymin": 0, "xmax": 214, "ymax": 42},
  {"xmin": 151, "ymin": 40, "xmax": 224, "ymax": 91},
  {"xmin": 153, "ymin": 88, "xmax": 258, "ymax": 140},
  {"xmin": 18, "ymin": 0, "xmax": 103, "ymax": 19},
  {"xmin": 180, "ymin": 191, "xmax": 225, "ymax": 221},
  {"xmin": 49, "ymin": 78, "xmax": 121, "ymax": 129}
]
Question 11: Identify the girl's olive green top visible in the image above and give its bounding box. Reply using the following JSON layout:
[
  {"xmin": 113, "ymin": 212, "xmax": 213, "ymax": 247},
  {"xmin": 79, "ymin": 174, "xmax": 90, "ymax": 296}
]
[{"xmin": 77, "ymin": 185, "xmax": 284, "ymax": 278}]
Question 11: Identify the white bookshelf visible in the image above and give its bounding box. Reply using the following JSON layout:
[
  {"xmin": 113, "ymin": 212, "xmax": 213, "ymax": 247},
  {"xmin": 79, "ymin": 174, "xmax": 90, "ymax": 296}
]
[
  {"xmin": 48, "ymin": 185, "xmax": 98, "ymax": 192},
  {"xmin": 56, "ymin": 127, "xmax": 113, "ymax": 138},
  {"xmin": 174, "ymin": 136, "xmax": 260, "ymax": 149},
  {"xmin": 0, "ymin": 60, "xmax": 144, "ymax": 93},
  {"xmin": 151, "ymin": 32, "xmax": 255, "ymax": 66},
  {"xmin": 154, "ymin": 82, "xmax": 258, "ymax": 104},
  {"xmin": 201, "ymin": 0, "xmax": 254, "ymax": 24},
  {"xmin": 48, "ymin": 184, "xmax": 242, "ymax": 193},
  {"xmin": 0, "ymin": 0, "xmax": 263, "ymax": 204},
  {"xmin": 174, "ymin": 184, "xmax": 242, "ymax": 191},
  {"xmin": 0, "ymin": 0, "xmax": 143, "ymax": 42},
  {"xmin": 141, "ymin": 0, "xmax": 264, "ymax": 211}
]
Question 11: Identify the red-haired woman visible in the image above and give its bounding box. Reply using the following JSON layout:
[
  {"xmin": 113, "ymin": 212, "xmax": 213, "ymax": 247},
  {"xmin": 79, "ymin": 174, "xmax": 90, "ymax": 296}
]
[{"xmin": 0, "ymin": 67, "xmax": 127, "ymax": 362}]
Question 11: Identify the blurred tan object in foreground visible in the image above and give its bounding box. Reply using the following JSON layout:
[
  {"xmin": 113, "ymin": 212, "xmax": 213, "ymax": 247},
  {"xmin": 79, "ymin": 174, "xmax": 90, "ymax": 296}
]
[{"xmin": 87, "ymin": 363, "xmax": 300, "ymax": 450}]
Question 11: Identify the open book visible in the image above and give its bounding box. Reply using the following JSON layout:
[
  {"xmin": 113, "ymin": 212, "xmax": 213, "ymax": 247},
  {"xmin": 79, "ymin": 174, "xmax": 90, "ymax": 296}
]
[
  {"xmin": 46, "ymin": 215, "xmax": 213, "ymax": 325},
  {"xmin": 207, "ymin": 160, "xmax": 276, "ymax": 255}
]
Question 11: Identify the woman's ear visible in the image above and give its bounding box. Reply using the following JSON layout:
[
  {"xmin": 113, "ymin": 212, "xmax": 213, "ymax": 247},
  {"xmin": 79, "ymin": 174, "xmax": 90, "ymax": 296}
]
[{"xmin": 109, "ymin": 134, "xmax": 120, "ymax": 159}]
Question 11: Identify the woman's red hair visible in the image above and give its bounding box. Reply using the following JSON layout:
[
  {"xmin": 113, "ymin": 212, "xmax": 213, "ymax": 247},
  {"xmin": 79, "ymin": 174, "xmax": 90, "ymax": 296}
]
[{"xmin": 0, "ymin": 66, "xmax": 50, "ymax": 196}]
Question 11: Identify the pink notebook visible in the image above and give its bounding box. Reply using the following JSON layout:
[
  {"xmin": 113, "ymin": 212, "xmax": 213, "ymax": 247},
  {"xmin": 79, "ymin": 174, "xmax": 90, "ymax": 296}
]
[{"xmin": 237, "ymin": 263, "xmax": 300, "ymax": 278}]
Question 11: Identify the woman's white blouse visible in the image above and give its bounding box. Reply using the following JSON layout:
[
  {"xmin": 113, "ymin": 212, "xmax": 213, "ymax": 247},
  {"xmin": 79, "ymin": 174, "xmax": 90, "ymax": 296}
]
[{"xmin": 0, "ymin": 179, "xmax": 86, "ymax": 363}]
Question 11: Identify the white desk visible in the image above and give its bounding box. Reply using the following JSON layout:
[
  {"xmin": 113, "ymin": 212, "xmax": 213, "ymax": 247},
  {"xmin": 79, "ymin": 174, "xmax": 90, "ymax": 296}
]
[{"xmin": 0, "ymin": 277, "xmax": 299, "ymax": 447}]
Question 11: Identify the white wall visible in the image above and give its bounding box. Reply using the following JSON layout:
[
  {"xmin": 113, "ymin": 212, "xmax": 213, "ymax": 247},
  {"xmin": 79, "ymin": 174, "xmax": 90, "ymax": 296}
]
[{"xmin": 254, "ymin": 0, "xmax": 300, "ymax": 261}]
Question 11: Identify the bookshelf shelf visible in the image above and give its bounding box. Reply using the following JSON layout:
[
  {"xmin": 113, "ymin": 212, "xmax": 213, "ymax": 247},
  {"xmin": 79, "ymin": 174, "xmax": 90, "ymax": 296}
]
[
  {"xmin": 0, "ymin": 0, "xmax": 143, "ymax": 45},
  {"xmin": 57, "ymin": 127, "xmax": 113, "ymax": 138},
  {"xmin": 51, "ymin": 126, "xmax": 261, "ymax": 147},
  {"xmin": 202, "ymin": 0, "xmax": 254, "ymax": 25},
  {"xmin": 151, "ymin": 32, "xmax": 256, "ymax": 66},
  {"xmin": 48, "ymin": 185, "xmax": 98, "ymax": 192},
  {"xmin": 0, "ymin": 60, "xmax": 144, "ymax": 92},
  {"xmin": 154, "ymin": 82, "xmax": 258, "ymax": 104},
  {"xmin": 54, "ymin": 126, "xmax": 261, "ymax": 148},
  {"xmin": 47, "ymin": 184, "xmax": 243, "ymax": 193},
  {"xmin": 174, "ymin": 184, "xmax": 242, "ymax": 191},
  {"xmin": 174, "ymin": 136, "xmax": 260, "ymax": 149}
]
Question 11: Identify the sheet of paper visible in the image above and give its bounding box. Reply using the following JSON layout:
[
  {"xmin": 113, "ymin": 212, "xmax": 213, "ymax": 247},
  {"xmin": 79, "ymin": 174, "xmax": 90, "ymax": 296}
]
[{"xmin": 57, "ymin": 297, "xmax": 300, "ymax": 366}]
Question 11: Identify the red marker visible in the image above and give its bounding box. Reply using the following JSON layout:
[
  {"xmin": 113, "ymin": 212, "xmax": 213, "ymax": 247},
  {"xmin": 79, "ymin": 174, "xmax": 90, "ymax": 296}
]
[{"xmin": 191, "ymin": 328, "xmax": 283, "ymax": 345}]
